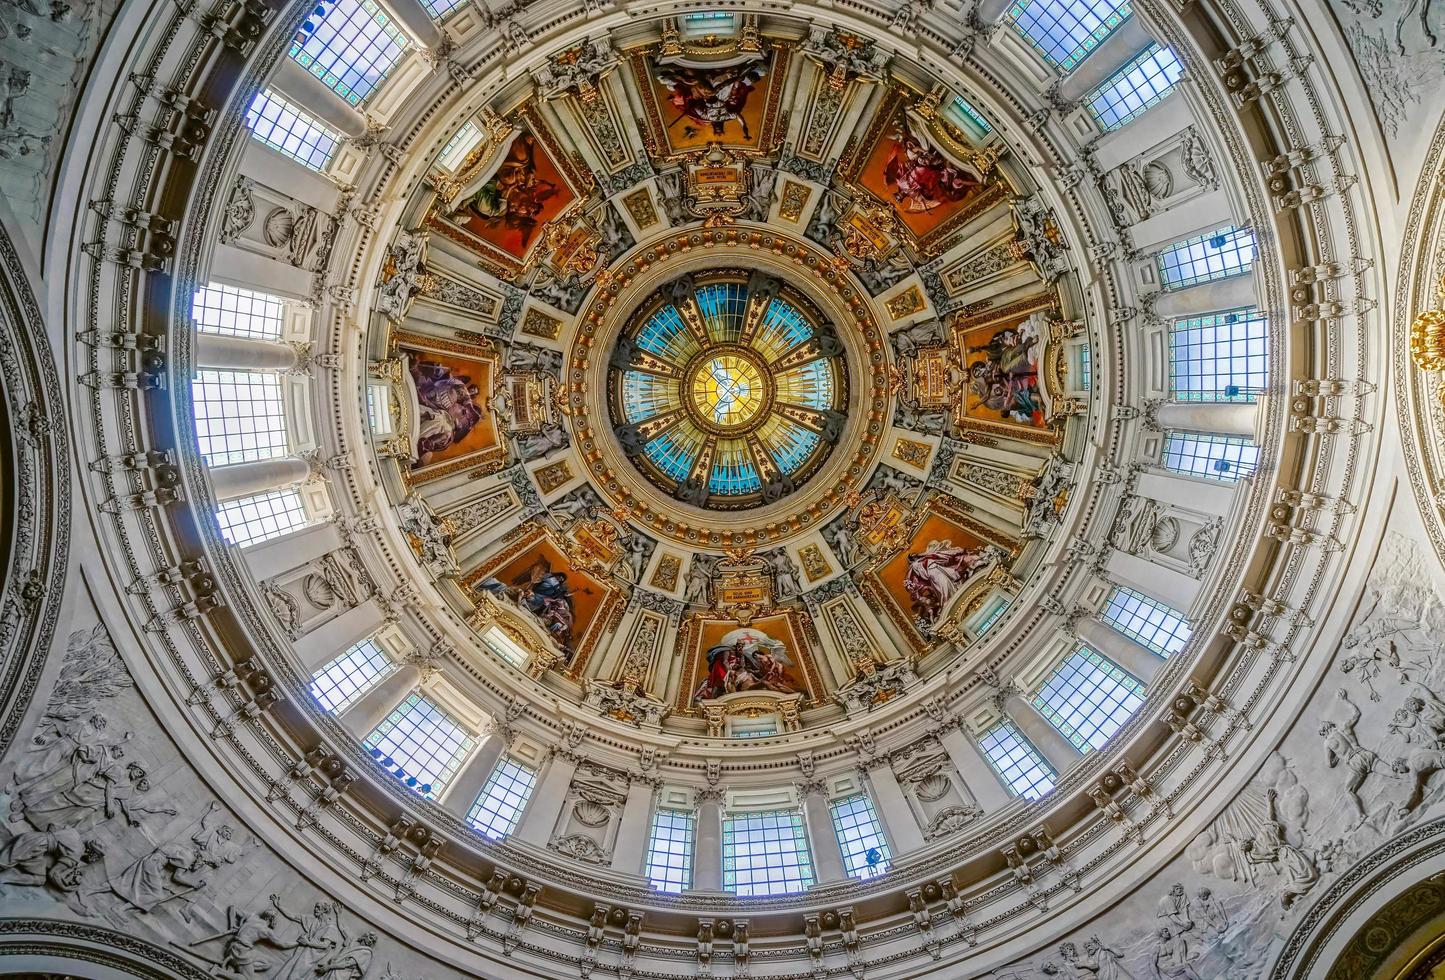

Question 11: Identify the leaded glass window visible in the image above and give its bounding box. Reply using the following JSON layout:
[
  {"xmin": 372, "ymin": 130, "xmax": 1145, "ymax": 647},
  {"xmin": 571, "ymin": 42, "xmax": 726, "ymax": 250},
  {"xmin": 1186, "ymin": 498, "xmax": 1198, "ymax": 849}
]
[
  {"xmin": 1032, "ymin": 647, "xmax": 1146, "ymax": 752},
  {"xmin": 951, "ymin": 95, "xmax": 993, "ymax": 134},
  {"xmin": 436, "ymin": 120, "xmax": 483, "ymax": 170},
  {"xmin": 643, "ymin": 808, "xmax": 695, "ymax": 892},
  {"xmin": 722, "ymin": 809, "xmax": 815, "ymax": 895},
  {"xmin": 1100, "ymin": 586, "xmax": 1192, "ymax": 658},
  {"xmin": 421, "ymin": 0, "xmax": 465, "ymax": 20},
  {"xmin": 290, "ymin": 0, "xmax": 408, "ymax": 106},
  {"xmin": 978, "ymin": 720, "xmax": 1056, "ymax": 800},
  {"xmin": 830, "ymin": 794, "xmax": 891, "ymax": 880},
  {"xmin": 467, "ymin": 759, "xmax": 538, "ymax": 839},
  {"xmin": 1158, "ymin": 226, "xmax": 1257, "ymax": 289},
  {"xmin": 192, "ymin": 369, "xmax": 288, "ymax": 466},
  {"xmin": 1008, "ymin": 0, "xmax": 1133, "ymax": 71},
  {"xmin": 193, "ymin": 282, "xmax": 287, "ymax": 341},
  {"xmin": 245, "ymin": 90, "xmax": 341, "ymax": 170},
  {"xmin": 309, "ymin": 637, "xmax": 396, "ymax": 713},
  {"xmin": 1161, "ymin": 431, "xmax": 1260, "ymax": 483},
  {"xmin": 364, "ymin": 692, "xmax": 476, "ymax": 799},
  {"xmin": 1087, "ymin": 45, "xmax": 1183, "ymax": 130},
  {"xmin": 1169, "ymin": 308, "xmax": 1268, "ymax": 402},
  {"xmin": 215, "ymin": 489, "xmax": 309, "ymax": 548}
]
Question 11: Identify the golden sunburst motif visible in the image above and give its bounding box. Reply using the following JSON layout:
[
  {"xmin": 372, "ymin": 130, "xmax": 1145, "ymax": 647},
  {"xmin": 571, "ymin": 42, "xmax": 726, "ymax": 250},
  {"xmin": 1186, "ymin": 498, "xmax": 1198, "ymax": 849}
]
[{"xmin": 607, "ymin": 271, "xmax": 849, "ymax": 510}]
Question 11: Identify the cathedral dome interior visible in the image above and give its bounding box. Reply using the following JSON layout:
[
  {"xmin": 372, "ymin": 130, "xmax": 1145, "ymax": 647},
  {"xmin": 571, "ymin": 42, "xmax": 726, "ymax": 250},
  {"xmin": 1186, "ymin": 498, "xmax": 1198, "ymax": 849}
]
[{"xmin": 1, "ymin": 0, "xmax": 1444, "ymax": 974}]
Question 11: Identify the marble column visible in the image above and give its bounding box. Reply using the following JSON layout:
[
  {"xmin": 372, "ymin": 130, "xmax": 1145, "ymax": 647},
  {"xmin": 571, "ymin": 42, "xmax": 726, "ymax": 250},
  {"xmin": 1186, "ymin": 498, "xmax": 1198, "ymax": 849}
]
[
  {"xmin": 208, "ymin": 456, "xmax": 311, "ymax": 501},
  {"xmin": 865, "ymin": 763, "xmax": 925, "ymax": 854},
  {"xmin": 442, "ymin": 732, "xmax": 508, "ymax": 818},
  {"xmin": 1076, "ymin": 619, "xmax": 1165, "ymax": 685},
  {"xmin": 936, "ymin": 725, "xmax": 1013, "ymax": 811},
  {"xmin": 802, "ymin": 785, "xmax": 847, "ymax": 884},
  {"xmin": 516, "ymin": 751, "xmax": 578, "ymax": 846},
  {"xmin": 1153, "ymin": 402, "xmax": 1259, "ymax": 438},
  {"xmin": 375, "ymin": 0, "xmax": 441, "ymax": 48},
  {"xmin": 1003, "ymin": 690, "xmax": 1084, "ymax": 774},
  {"xmin": 339, "ymin": 664, "xmax": 419, "ymax": 738},
  {"xmin": 692, "ymin": 791, "xmax": 724, "ymax": 891},
  {"xmin": 294, "ymin": 598, "xmax": 385, "ymax": 673},
  {"xmin": 1056, "ymin": 17, "xmax": 1153, "ymax": 103},
  {"xmin": 610, "ymin": 779, "xmax": 659, "ymax": 874},
  {"xmin": 195, "ymin": 334, "xmax": 298, "ymax": 371},
  {"xmin": 273, "ymin": 58, "xmax": 370, "ymax": 139},
  {"xmin": 1153, "ymin": 272, "xmax": 1259, "ymax": 319}
]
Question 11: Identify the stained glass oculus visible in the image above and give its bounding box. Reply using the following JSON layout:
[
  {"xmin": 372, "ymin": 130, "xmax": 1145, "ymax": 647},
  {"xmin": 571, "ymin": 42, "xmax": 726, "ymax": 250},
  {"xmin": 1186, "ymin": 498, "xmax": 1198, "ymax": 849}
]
[{"xmin": 608, "ymin": 272, "xmax": 848, "ymax": 510}]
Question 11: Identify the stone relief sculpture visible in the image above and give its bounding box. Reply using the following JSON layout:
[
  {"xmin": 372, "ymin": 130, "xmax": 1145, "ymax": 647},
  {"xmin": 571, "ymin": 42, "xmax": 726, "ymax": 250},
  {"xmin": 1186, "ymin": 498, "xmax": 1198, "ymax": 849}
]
[
  {"xmin": 0, "ymin": 619, "xmax": 457, "ymax": 978},
  {"xmin": 1007, "ymin": 531, "xmax": 1445, "ymax": 979}
]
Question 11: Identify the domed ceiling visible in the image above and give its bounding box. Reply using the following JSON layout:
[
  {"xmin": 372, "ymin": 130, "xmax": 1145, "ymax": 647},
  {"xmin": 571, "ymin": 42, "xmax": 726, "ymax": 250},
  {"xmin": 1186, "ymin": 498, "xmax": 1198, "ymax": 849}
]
[
  {"xmin": 363, "ymin": 16, "xmax": 1084, "ymax": 729},
  {"xmin": 16, "ymin": 0, "xmax": 1405, "ymax": 969}
]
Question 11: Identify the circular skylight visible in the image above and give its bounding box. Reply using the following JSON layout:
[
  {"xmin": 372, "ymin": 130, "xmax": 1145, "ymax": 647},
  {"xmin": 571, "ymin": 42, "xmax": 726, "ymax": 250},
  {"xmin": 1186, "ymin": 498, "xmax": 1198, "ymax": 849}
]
[{"xmin": 607, "ymin": 272, "xmax": 848, "ymax": 510}]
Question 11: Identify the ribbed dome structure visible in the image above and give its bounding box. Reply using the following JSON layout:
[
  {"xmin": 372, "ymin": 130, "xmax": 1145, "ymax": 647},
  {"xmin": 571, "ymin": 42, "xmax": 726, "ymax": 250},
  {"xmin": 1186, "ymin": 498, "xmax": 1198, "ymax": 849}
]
[{"xmin": 0, "ymin": 0, "xmax": 1441, "ymax": 975}]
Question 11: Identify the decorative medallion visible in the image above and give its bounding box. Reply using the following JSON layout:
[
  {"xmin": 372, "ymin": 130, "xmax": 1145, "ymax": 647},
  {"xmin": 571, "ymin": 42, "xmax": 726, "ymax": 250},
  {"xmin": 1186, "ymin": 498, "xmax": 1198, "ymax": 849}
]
[{"xmin": 534, "ymin": 458, "xmax": 574, "ymax": 494}]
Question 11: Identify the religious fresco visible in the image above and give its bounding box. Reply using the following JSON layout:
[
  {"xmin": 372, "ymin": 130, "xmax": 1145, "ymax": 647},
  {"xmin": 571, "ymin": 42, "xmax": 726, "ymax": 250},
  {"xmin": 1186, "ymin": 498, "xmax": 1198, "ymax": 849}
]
[
  {"xmin": 632, "ymin": 46, "xmax": 788, "ymax": 157},
  {"xmin": 858, "ymin": 496, "xmax": 1012, "ymax": 648},
  {"xmin": 444, "ymin": 131, "xmax": 575, "ymax": 257},
  {"xmin": 848, "ymin": 91, "xmax": 995, "ymax": 242},
  {"xmin": 395, "ymin": 332, "xmax": 505, "ymax": 483},
  {"xmin": 959, "ymin": 312, "xmax": 1049, "ymax": 429},
  {"xmin": 465, "ymin": 524, "xmax": 622, "ymax": 669},
  {"xmin": 427, "ymin": 111, "xmax": 589, "ymax": 278},
  {"xmin": 675, "ymin": 612, "xmax": 822, "ymax": 713}
]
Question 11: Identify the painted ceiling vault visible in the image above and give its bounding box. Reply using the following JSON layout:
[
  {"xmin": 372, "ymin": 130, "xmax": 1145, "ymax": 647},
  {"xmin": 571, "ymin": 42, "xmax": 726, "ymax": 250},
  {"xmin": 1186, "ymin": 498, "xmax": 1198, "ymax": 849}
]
[{"xmin": 0, "ymin": 0, "xmax": 1441, "ymax": 973}]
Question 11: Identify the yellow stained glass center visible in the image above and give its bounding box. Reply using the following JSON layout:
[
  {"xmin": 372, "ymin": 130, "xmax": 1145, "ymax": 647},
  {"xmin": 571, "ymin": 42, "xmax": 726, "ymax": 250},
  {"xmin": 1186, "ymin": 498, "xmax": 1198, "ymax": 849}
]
[{"xmin": 691, "ymin": 355, "xmax": 768, "ymax": 430}]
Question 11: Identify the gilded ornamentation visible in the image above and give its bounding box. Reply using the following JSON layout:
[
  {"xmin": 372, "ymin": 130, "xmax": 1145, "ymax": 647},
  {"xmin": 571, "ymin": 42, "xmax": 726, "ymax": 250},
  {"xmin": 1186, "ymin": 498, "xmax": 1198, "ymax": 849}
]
[
  {"xmin": 521, "ymin": 308, "xmax": 563, "ymax": 340},
  {"xmin": 892, "ymin": 437, "xmax": 931, "ymax": 469},
  {"xmin": 1408, "ymin": 276, "xmax": 1445, "ymax": 372},
  {"xmin": 886, "ymin": 285, "xmax": 926, "ymax": 319},
  {"xmin": 650, "ymin": 553, "xmax": 682, "ymax": 591},
  {"xmin": 622, "ymin": 188, "xmax": 659, "ymax": 228},
  {"xmin": 778, "ymin": 180, "xmax": 811, "ymax": 222},
  {"xmin": 799, "ymin": 544, "xmax": 832, "ymax": 582},
  {"xmin": 534, "ymin": 459, "xmax": 573, "ymax": 494}
]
